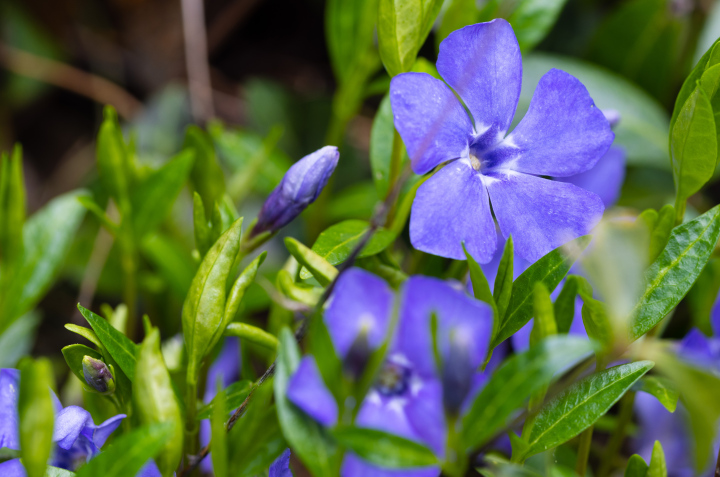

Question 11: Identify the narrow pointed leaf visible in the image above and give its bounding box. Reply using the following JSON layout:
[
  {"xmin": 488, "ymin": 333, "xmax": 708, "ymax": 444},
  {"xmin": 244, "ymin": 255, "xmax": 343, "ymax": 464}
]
[
  {"xmin": 625, "ymin": 455, "xmax": 649, "ymax": 477},
  {"xmin": 78, "ymin": 305, "xmax": 138, "ymax": 380},
  {"xmin": 634, "ymin": 376, "xmax": 678, "ymax": 413},
  {"xmin": 647, "ymin": 441, "xmax": 667, "ymax": 477},
  {"xmin": 494, "ymin": 236, "xmax": 514, "ymax": 322},
  {"xmin": 285, "ymin": 238, "xmax": 338, "ymax": 286},
  {"xmin": 553, "ymin": 276, "xmax": 579, "ymax": 334}
]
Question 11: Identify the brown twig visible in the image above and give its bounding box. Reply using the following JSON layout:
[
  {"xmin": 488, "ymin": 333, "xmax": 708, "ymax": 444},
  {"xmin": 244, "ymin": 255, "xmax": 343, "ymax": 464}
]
[
  {"xmin": 180, "ymin": 0, "xmax": 215, "ymax": 122},
  {"xmin": 0, "ymin": 43, "xmax": 142, "ymax": 120}
]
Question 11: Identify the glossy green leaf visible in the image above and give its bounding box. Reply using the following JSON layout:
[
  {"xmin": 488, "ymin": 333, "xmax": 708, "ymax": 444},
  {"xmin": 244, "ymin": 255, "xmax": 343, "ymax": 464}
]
[
  {"xmin": 332, "ymin": 426, "xmax": 438, "ymax": 468},
  {"xmin": 131, "ymin": 149, "xmax": 194, "ymax": 239},
  {"xmin": 277, "ymin": 270, "xmax": 323, "ymax": 307},
  {"xmin": 521, "ymin": 53, "xmax": 669, "ymax": 169},
  {"xmin": 0, "ymin": 144, "xmax": 25, "ymax": 265},
  {"xmin": 61, "ymin": 344, "xmax": 103, "ymax": 385},
  {"xmin": 671, "ymin": 87, "xmax": 717, "ymax": 219},
  {"xmin": 183, "ymin": 126, "xmax": 225, "ymax": 217},
  {"xmin": 625, "ymin": 455, "xmax": 649, "ymax": 477},
  {"xmin": 96, "ymin": 106, "xmax": 131, "ymax": 206},
  {"xmin": 225, "ymin": 322, "xmax": 278, "ymax": 350},
  {"xmin": 299, "ymin": 220, "xmax": 395, "ymax": 279},
  {"xmin": 75, "ymin": 423, "xmax": 173, "ymax": 477},
  {"xmin": 211, "ymin": 378, "xmax": 228, "ymax": 477},
  {"xmin": 630, "ymin": 205, "xmax": 720, "ymax": 340},
  {"xmin": 0, "ymin": 190, "xmax": 87, "ymax": 329},
  {"xmin": 493, "ymin": 236, "xmax": 590, "ymax": 347},
  {"xmin": 700, "ymin": 63, "xmax": 720, "ymax": 157},
  {"xmin": 133, "ymin": 329, "xmax": 183, "ymax": 476},
  {"xmin": 378, "ymin": 0, "xmax": 443, "ymax": 77},
  {"xmin": 285, "ymin": 237, "xmax": 338, "ymax": 286},
  {"xmin": 521, "ymin": 361, "xmax": 654, "ymax": 459},
  {"xmin": 198, "ymin": 380, "xmax": 253, "ymax": 420},
  {"xmin": 78, "ymin": 305, "xmax": 138, "ymax": 381},
  {"xmin": 634, "ymin": 376, "xmax": 678, "ymax": 413},
  {"xmin": 183, "ymin": 218, "xmax": 243, "ymax": 379},
  {"xmin": 494, "ymin": 235, "xmax": 514, "ymax": 322},
  {"xmin": 647, "ymin": 441, "xmax": 667, "ymax": 477},
  {"xmin": 19, "ymin": 358, "xmax": 54, "ymax": 477},
  {"xmin": 462, "ymin": 336, "xmax": 594, "ymax": 451},
  {"xmin": 369, "ymin": 94, "xmax": 400, "ymax": 198},
  {"xmin": 274, "ymin": 327, "xmax": 336, "ymax": 477}
]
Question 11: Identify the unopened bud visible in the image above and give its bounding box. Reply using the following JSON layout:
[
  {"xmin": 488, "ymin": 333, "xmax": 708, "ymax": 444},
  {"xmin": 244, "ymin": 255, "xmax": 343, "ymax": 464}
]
[
  {"xmin": 82, "ymin": 356, "xmax": 116, "ymax": 395},
  {"xmin": 252, "ymin": 146, "xmax": 339, "ymax": 236}
]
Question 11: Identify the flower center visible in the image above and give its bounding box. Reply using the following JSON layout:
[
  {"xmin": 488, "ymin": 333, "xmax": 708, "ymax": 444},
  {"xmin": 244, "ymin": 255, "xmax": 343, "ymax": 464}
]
[
  {"xmin": 375, "ymin": 361, "xmax": 410, "ymax": 396},
  {"xmin": 469, "ymin": 153, "xmax": 482, "ymax": 171}
]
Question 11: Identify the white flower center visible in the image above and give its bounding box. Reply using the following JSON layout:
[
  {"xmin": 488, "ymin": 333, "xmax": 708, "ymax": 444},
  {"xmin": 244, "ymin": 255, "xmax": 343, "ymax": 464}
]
[{"xmin": 469, "ymin": 153, "xmax": 481, "ymax": 171}]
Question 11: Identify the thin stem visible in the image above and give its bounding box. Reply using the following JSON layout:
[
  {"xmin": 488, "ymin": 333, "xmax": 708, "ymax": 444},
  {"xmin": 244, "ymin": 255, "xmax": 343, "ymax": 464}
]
[
  {"xmin": 598, "ymin": 391, "xmax": 636, "ymax": 477},
  {"xmin": 575, "ymin": 425, "xmax": 594, "ymax": 477},
  {"xmin": 674, "ymin": 194, "xmax": 686, "ymax": 226},
  {"xmin": 184, "ymin": 379, "xmax": 199, "ymax": 458}
]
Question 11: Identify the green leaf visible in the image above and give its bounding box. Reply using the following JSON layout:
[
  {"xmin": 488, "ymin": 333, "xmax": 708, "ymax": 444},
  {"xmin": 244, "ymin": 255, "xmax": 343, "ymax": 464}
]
[
  {"xmin": 647, "ymin": 441, "xmax": 667, "ymax": 477},
  {"xmin": 507, "ymin": 0, "xmax": 570, "ymax": 52},
  {"xmin": 493, "ymin": 236, "xmax": 590, "ymax": 347},
  {"xmin": 75, "ymin": 423, "xmax": 173, "ymax": 477},
  {"xmin": 78, "ymin": 305, "xmax": 138, "ymax": 381},
  {"xmin": 378, "ymin": 0, "xmax": 443, "ymax": 77},
  {"xmin": 61, "ymin": 344, "xmax": 103, "ymax": 385},
  {"xmin": 19, "ymin": 358, "xmax": 55, "ymax": 477},
  {"xmin": 634, "ymin": 376, "xmax": 678, "ymax": 413},
  {"xmin": 211, "ymin": 378, "xmax": 228, "ymax": 477},
  {"xmin": 96, "ymin": 106, "xmax": 131, "ymax": 207},
  {"xmin": 553, "ymin": 276, "xmax": 579, "ymax": 334},
  {"xmin": 494, "ymin": 236, "xmax": 514, "ymax": 322},
  {"xmin": 277, "ymin": 270, "xmax": 323, "ymax": 307},
  {"xmin": 198, "ymin": 380, "xmax": 253, "ymax": 420},
  {"xmin": 370, "ymin": 94, "xmax": 400, "ymax": 199},
  {"xmin": 529, "ymin": 282, "xmax": 556, "ymax": 346},
  {"xmin": 671, "ymin": 86, "xmax": 717, "ymax": 219},
  {"xmin": 462, "ymin": 336, "xmax": 594, "ymax": 451},
  {"xmin": 576, "ymin": 277, "xmax": 613, "ymax": 353},
  {"xmin": 285, "ymin": 237, "xmax": 338, "ymax": 287},
  {"xmin": 131, "ymin": 150, "xmax": 194, "ymax": 239},
  {"xmin": 274, "ymin": 327, "xmax": 336, "ymax": 477},
  {"xmin": 141, "ymin": 234, "xmax": 196, "ymax": 299},
  {"xmin": 521, "ymin": 361, "xmax": 654, "ymax": 459},
  {"xmin": 332, "ymin": 426, "xmax": 438, "ymax": 468},
  {"xmin": 224, "ymin": 322, "xmax": 278, "ymax": 350},
  {"xmin": 0, "ymin": 144, "xmax": 25, "ymax": 265},
  {"xmin": 183, "ymin": 126, "xmax": 226, "ymax": 217},
  {"xmin": 133, "ymin": 329, "xmax": 183, "ymax": 476},
  {"xmin": 325, "ymin": 0, "xmax": 379, "ymax": 84},
  {"xmin": 630, "ymin": 205, "xmax": 720, "ymax": 340},
  {"xmin": 44, "ymin": 466, "xmax": 76, "ymax": 477},
  {"xmin": 700, "ymin": 63, "xmax": 720, "ymax": 160},
  {"xmin": 0, "ymin": 190, "xmax": 87, "ymax": 329},
  {"xmin": 64, "ymin": 324, "xmax": 103, "ymax": 350},
  {"xmin": 521, "ymin": 53, "xmax": 669, "ymax": 169},
  {"xmin": 193, "ymin": 192, "xmax": 213, "ymax": 257},
  {"xmin": 464, "ymin": 243, "xmax": 498, "ymax": 331},
  {"xmin": 299, "ymin": 220, "xmax": 395, "ymax": 279},
  {"xmin": 648, "ymin": 205, "xmax": 675, "ymax": 263},
  {"xmin": 182, "ymin": 218, "xmax": 243, "ymax": 380},
  {"xmin": 625, "ymin": 455, "xmax": 649, "ymax": 477}
]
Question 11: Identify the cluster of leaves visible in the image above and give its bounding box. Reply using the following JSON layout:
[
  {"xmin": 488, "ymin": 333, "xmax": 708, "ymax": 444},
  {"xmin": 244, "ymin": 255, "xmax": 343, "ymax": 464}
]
[{"xmin": 2, "ymin": 0, "xmax": 720, "ymax": 477}]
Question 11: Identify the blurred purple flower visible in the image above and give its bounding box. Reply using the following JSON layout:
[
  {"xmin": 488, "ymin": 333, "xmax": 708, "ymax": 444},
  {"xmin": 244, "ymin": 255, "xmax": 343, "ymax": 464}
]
[
  {"xmin": 0, "ymin": 368, "xmax": 126, "ymax": 475},
  {"xmin": 253, "ymin": 145, "xmax": 339, "ymax": 236},
  {"xmin": 285, "ymin": 268, "xmax": 493, "ymax": 476},
  {"xmin": 391, "ymin": 19, "xmax": 613, "ymax": 263}
]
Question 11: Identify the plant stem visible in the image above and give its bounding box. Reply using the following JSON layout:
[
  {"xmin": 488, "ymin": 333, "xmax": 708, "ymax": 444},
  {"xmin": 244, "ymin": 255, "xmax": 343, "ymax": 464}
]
[
  {"xmin": 598, "ymin": 391, "xmax": 636, "ymax": 477},
  {"xmin": 674, "ymin": 194, "xmax": 686, "ymax": 226},
  {"xmin": 184, "ymin": 379, "xmax": 199, "ymax": 458},
  {"xmin": 443, "ymin": 416, "xmax": 467, "ymax": 477},
  {"xmin": 575, "ymin": 424, "xmax": 594, "ymax": 477}
]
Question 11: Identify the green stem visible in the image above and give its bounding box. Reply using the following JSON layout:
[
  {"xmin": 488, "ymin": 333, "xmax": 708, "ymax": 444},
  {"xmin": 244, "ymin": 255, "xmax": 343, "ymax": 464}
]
[
  {"xmin": 674, "ymin": 194, "xmax": 686, "ymax": 226},
  {"xmin": 442, "ymin": 416, "xmax": 467, "ymax": 477},
  {"xmin": 386, "ymin": 129, "xmax": 403, "ymax": 199},
  {"xmin": 184, "ymin": 378, "xmax": 199, "ymax": 458},
  {"xmin": 597, "ymin": 391, "xmax": 636, "ymax": 477},
  {"xmin": 575, "ymin": 425, "xmax": 594, "ymax": 477}
]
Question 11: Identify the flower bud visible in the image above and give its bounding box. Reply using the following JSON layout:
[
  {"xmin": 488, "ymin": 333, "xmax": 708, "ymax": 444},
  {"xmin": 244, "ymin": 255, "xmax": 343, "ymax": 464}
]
[
  {"xmin": 252, "ymin": 146, "xmax": 339, "ymax": 236},
  {"xmin": 82, "ymin": 356, "xmax": 116, "ymax": 395}
]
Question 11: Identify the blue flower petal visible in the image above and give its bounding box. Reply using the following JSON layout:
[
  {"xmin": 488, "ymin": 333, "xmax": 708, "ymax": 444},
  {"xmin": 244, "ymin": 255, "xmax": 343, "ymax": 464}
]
[
  {"xmin": 409, "ymin": 161, "xmax": 495, "ymax": 261},
  {"xmin": 0, "ymin": 458, "xmax": 26, "ymax": 477},
  {"xmin": 390, "ymin": 73, "xmax": 473, "ymax": 175},
  {"xmin": 0, "ymin": 369, "xmax": 20, "ymax": 450},
  {"xmin": 557, "ymin": 146, "xmax": 626, "ymax": 208},
  {"xmin": 53, "ymin": 406, "xmax": 93, "ymax": 450},
  {"xmin": 487, "ymin": 69, "xmax": 614, "ymax": 178},
  {"xmin": 136, "ymin": 459, "xmax": 163, "ymax": 477},
  {"xmin": 436, "ymin": 19, "xmax": 522, "ymax": 149},
  {"xmin": 486, "ymin": 171, "xmax": 604, "ymax": 262},
  {"xmin": 324, "ymin": 268, "xmax": 394, "ymax": 359},
  {"xmin": 287, "ymin": 356, "xmax": 338, "ymax": 427},
  {"xmin": 88, "ymin": 414, "xmax": 126, "ymax": 448},
  {"xmin": 269, "ymin": 448, "xmax": 292, "ymax": 477}
]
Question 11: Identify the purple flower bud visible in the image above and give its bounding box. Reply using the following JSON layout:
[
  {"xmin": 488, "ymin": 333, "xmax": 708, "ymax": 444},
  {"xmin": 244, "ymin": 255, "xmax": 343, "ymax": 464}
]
[
  {"xmin": 82, "ymin": 356, "xmax": 116, "ymax": 395},
  {"xmin": 253, "ymin": 146, "xmax": 339, "ymax": 235}
]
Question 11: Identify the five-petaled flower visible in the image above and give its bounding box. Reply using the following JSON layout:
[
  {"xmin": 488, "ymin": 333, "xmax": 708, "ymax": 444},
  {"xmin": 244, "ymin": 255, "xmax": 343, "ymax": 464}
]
[
  {"xmin": 391, "ymin": 19, "xmax": 614, "ymax": 263},
  {"xmin": 282, "ymin": 268, "xmax": 493, "ymax": 476}
]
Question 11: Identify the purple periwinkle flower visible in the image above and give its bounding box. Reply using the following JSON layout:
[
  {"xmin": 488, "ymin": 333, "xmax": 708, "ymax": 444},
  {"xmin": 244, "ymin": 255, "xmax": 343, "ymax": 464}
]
[
  {"xmin": 252, "ymin": 145, "xmax": 339, "ymax": 236},
  {"xmin": 286, "ymin": 268, "xmax": 493, "ymax": 476},
  {"xmin": 0, "ymin": 368, "xmax": 126, "ymax": 475},
  {"xmin": 391, "ymin": 19, "xmax": 614, "ymax": 263}
]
